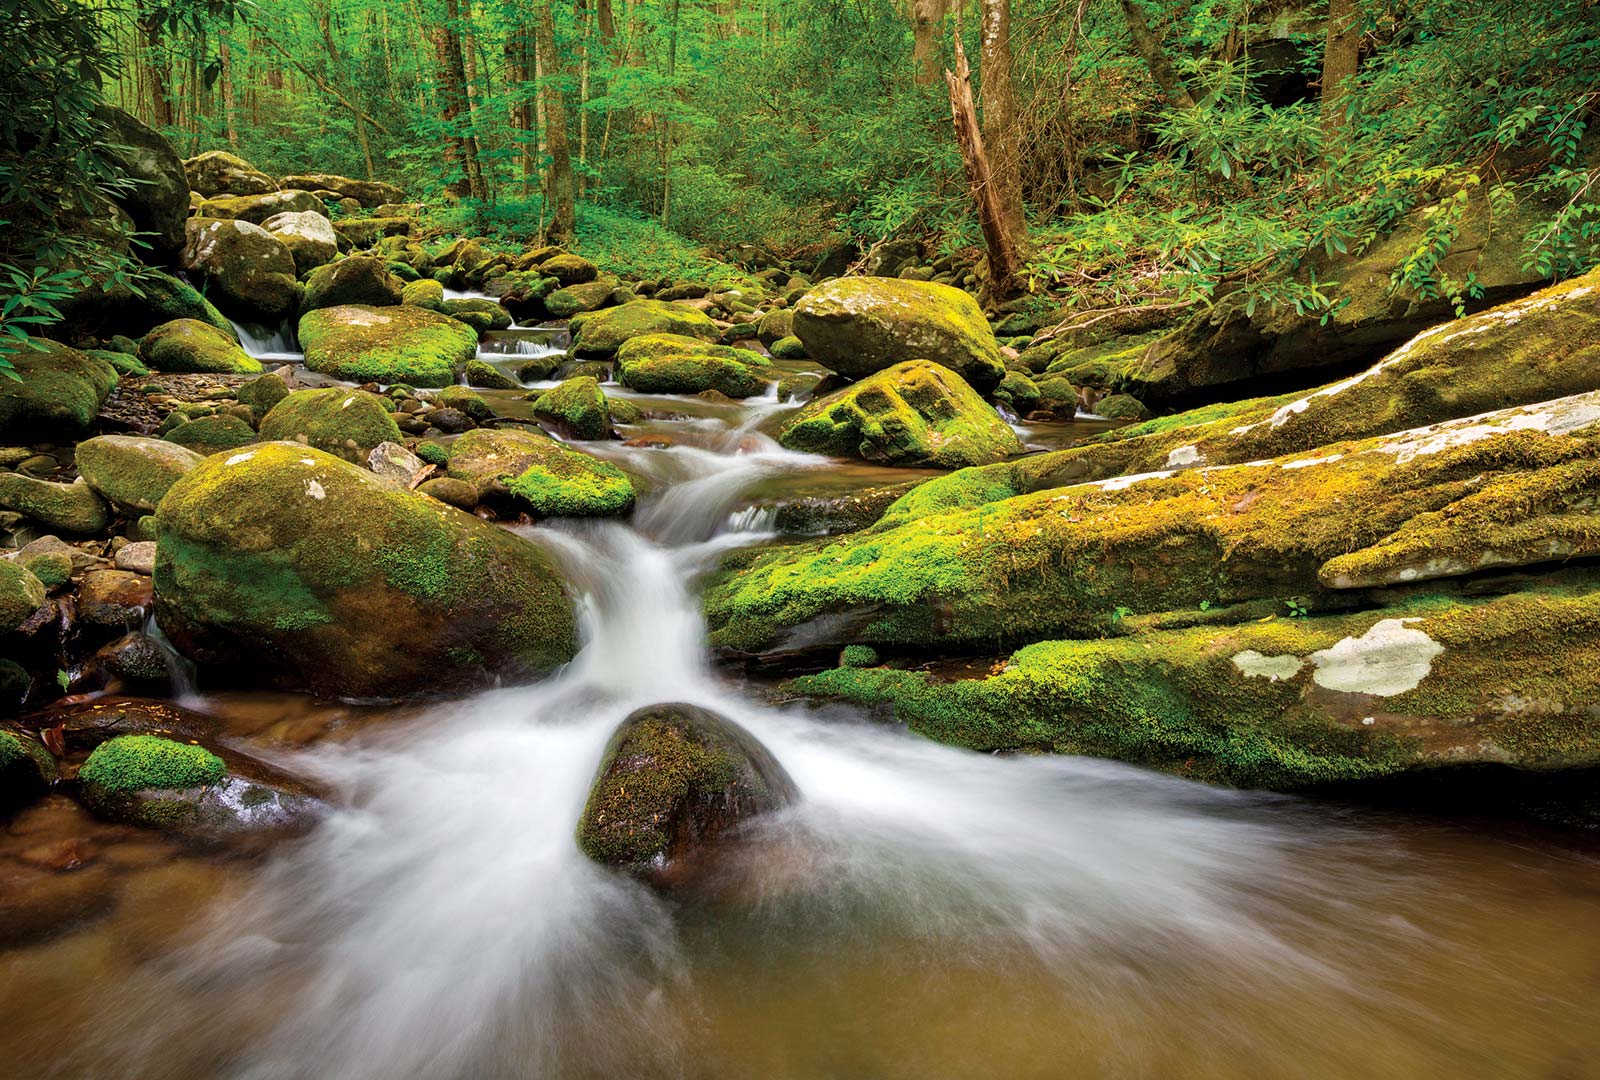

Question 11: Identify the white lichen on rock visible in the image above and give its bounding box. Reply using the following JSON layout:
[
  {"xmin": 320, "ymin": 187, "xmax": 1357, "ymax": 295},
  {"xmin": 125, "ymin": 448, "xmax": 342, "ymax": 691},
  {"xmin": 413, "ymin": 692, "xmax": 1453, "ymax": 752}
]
[{"xmin": 1308, "ymin": 618, "xmax": 1443, "ymax": 696}]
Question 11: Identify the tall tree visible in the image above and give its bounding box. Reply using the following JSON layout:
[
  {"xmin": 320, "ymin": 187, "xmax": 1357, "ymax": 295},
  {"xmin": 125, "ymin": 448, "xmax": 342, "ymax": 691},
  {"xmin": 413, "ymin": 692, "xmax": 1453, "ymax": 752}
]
[
  {"xmin": 980, "ymin": 0, "xmax": 1024, "ymax": 238},
  {"xmin": 660, "ymin": 0, "xmax": 682, "ymax": 223},
  {"xmin": 1118, "ymin": 0, "xmax": 1195, "ymax": 110},
  {"xmin": 536, "ymin": 0, "xmax": 576, "ymax": 240},
  {"xmin": 1321, "ymin": 0, "xmax": 1362, "ymax": 142},
  {"xmin": 946, "ymin": 33, "xmax": 1021, "ymax": 298},
  {"xmin": 911, "ymin": 0, "xmax": 948, "ymax": 86},
  {"xmin": 430, "ymin": 0, "xmax": 488, "ymax": 200}
]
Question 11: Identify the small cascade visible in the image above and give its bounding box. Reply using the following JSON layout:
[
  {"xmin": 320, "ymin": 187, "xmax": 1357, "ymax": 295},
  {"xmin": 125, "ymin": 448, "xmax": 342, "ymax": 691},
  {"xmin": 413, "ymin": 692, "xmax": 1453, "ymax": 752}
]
[
  {"xmin": 143, "ymin": 614, "xmax": 202, "ymax": 707},
  {"xmin": 723, "ymin": 504, "xmax": 780, "ymax": 534},
  {"xmin": 229, "ymin": 317, "xmax": 301, "ymax": 362}
]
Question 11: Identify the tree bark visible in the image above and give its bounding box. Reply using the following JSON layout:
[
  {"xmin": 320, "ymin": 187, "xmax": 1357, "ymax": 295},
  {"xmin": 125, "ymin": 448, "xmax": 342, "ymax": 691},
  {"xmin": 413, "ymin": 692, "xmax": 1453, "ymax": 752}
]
[
  {"xmin": 1118, "ymin": 0, "xmax": 1195, "ymax": 110},
  {"xmin": 436, "ymin": 0, "xmax": 488, "ymax": 201},
  {"xmin": 1321, "ymin": 0, "xmax": 1362, "ymax": 142},
  {"xmin": 220, "ymin": 37, "xmax": 239, "ymax": 148},
  {"xmin": 506, "ymin": 25, "xmax": 537, "ymax": 199},
  {"xmin": 946, "ymin": 34, "xmax": 1021, "ymax": 299},
  {"xmin": 536, "ymin": 1, "xmax": 576, "ymax": 241},
  {"xmin": 138, "ymin": 15, "xmax": 173, "ymax": 128},
  {"xmin": 980, "ymin": 0, "xmax": 1025, "ymax": 238},
  {"xmin": 911, "ymin": 0, "xmax": 948, "ymax": 87},
  {"xmin": 660, "ymin": 0, "xmax": 681, "ymax": 223}
]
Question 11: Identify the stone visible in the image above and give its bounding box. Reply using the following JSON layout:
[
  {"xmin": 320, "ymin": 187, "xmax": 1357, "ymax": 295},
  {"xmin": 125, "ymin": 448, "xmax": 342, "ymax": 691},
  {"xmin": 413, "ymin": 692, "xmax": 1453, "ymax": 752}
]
[
  {"xmin": 446, "ymin": 427, "xmax": 635, "ymax": 517},
  {"xmin": 532, "ymin": 376, "xmax": 613, "ymax": 440},
  {"xmin": 0, "ymin": 339, "xmax": 118, "ymax": 443},
  {"xmin": 237, "ymin": 371, "xmax": 292, "ymax": 422},
  {"xmin": 197, "ymin": 189, "xmax": 325, "ymax": 225},
  {"xmin": 298, "ymin": 305, "xmax": 478, "ymax": 387},
  {"xmin": 94, "ymin": 106, "xmax": 189, "ymax": 258},
  {"xmin": 78, "ymin": 569, "xmax": 153, "ymax": 629},
  {"xmin": 278, "ymin": 173, "xmax": 405, "ymax": 207},
  {"xmin": 616, "ymin": 334, "xmax": 776, "ymax": 398},
  {"xmin": 0, "ymin": 732, "xmax": 55, "ymax": 815},
  {"xmin": 259, "ymin": 389, "xmax": 403, "ymax": 463},
  {"xmin": 74, "ymin": 435, "xmax": 203, "ymax": 512},
  {"xmin": 334, "ymin": 218, "xmax": 414, "ymax": 247},
  {"xmin": 139, "ymin": 319, "xmax": 262, "ymax": 375},
  {"xmin": 545, "ymin": 280, "xmax": 618, "ymax": 319},
  {"xmin": 261, "ymin": 210, "xmax": 340, "ymax": 274},
  {"xmin": 164, "ymin": 414, "xmax": 258, "ymax": 454},
  {"xmin": 0, "ymin": 561, "xmax": 47, "ymax": 633},
  {"xmin": 0, "ymin": 476, "xmax": 109, "ymax": 535},
  {"xmin": 464, "ymin": 359, "xmax": 520, "ymax": 390},
  {"xmin": 443, "ymin": 298, "xmax": 513, "ymax": 331},
  {"xmin": 303, "ymin": 255, "xmax": 405, "ymax": 312},
  {"xmin": 153, "ymin": 443, "xmax": 579, "ymax": 697},
  {"xmin": 777, "ymin": 360, "xmax": 1022, "ymax": 468},
  {"xmin": 366, "ymin": 441, "xmax": 425, "ymax": 486},
  {"xmin": 181, "ymin": 218, "xmax": 300, "ymax": 320},
  {"xmin": 113, "ymin": 542, "xmax": 158, "ymax": 575},
  {"xmin": 401, "ymin": 278, "xmax": 447, "ymax": 312},
  {"xmin": 569, "ymin": 300, "xmax": 720, "ymax": 358},
  {"xmin": 183, "ymin": 150, "xmax": 277, "ymax": 197},
  {"xmin": 417, "ymin": 476, "xmax": 477, "ymax": 510},
  {"xmin": 793, "ymin": 277, "xmax": 1006, "ymax": 391}
]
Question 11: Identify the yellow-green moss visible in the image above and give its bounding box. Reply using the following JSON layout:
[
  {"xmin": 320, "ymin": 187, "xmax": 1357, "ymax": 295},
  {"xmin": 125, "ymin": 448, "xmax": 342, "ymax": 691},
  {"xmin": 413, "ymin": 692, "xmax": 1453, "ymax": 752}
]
[
  {"xmin": 616, "ymin": 334, "xmax": 775, "ymax": 398},
  {"xmin": 259, "ymin": 388, "xmax": 403, "ymax": 462},
  {"xmin": 569, "ymin": 299, "xmax": 719, "ymax": 358},
  {"xmin": 139, "ymin": 318, "xmax": 263, "ymax": 375},
  {"xmin": 532, "ymin": 376, "xmax": 612, "ymax": 440},
  {"xmin": 79, "ymin": 735, "xmax": 224, "ymax": 794},
  {"xmin": 298, "ymin": 304, "xmax": 478, "ymax": 387}
]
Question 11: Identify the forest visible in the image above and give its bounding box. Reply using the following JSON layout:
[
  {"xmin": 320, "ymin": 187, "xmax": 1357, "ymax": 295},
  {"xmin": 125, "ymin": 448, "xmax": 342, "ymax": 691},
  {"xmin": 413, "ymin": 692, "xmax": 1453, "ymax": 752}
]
[{"xmin": 3, "ymin": 1, "xmax": 1600, "ymax": 1078}]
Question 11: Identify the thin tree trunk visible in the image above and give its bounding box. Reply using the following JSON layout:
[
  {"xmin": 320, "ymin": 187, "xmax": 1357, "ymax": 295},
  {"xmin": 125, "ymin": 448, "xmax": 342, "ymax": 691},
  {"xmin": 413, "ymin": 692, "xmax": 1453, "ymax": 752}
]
[
  {"xmin": 946, "ymin": 34, "xmax": 1021, "ymax": 299},
  {"xmin": 1321, "ymin": 0, "xmax": 1362, "ymax": 144},
  {"xmin": 506, "ymin": 25, "xmax": 536, "ymax": 199},
  {"xmin": 911, "ymin": 0, "xmax": 948, "ymax": 86},
  {"xmin": 578, "ymin": 0, "xmax": 592, "ymax": 198},
  {"xmin": 660, "ymin": 0, "xmax": 681, "ymax": 223},
  {"xmin": 429, "ymin": 20, "xmax": 470, "ymax": 198},
  {"xmin": 441, "ymin": 0, "xmax": 488, "ymax": 200},
  {"xmin": 1118, "ymin": 0, "xmax": 1195, "ymax": 110},
  {"xmin": 980, "ymin": 0, "xmax": 1024, "ymax": 237},
  {"xmin": 536, "ymin": 2, "xmax": 576, "ymax": 241},
  {"xmin": 220, "ymin": 37, "xmax": 239, "ymax": 147},
  {"xmin": 139, "ymin": 15, "xmax": 173, "ymax": 128}
]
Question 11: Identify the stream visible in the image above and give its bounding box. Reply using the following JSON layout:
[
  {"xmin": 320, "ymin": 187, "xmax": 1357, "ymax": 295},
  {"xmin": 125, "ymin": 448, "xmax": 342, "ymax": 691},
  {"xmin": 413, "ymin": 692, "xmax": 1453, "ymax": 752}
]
[{"xmin": 2, "ymin": 322, "xmax": 1599, "ymax": 1080}]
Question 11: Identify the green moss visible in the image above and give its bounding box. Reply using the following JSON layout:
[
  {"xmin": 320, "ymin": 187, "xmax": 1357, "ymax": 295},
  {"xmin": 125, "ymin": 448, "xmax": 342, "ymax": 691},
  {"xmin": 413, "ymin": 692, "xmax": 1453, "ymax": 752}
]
[
  {"xmin": 0, "ymin": 338, "xmax": 119, "ymax": 441},
  {"xmin": 616, "ymin": 334, "xmax": 775, "ymax": 398},
  {"xmin": 437, "ymin": 385, "xmax": 491, "ymax": 420},
  {"xmin": 163, "ymin": 414, "xmax": 259, "ymax": 453},
  {"xmin": 778, "ymin": 359, "xmax": 1023, "ymax": 468},
  {"xmin": 416, "ymin": 440, "xmax": 450, "ymax": 466},
  {"xmin": 298, "ymin": 305, "xmax": 478, "ymax": 387},
  {"xmin": 463, "ymin": 359, "xmax": 519, "ymax": 390},
  {"xmin": 0, "ymin": 474, "xmax": 110, "ymax": 535},
  {"xmin": 80, "ymin": 735, "xmax": 224, "ymax": 794},
  {"xmin": 259, "ymin": 388, "xmax": 404, "ymax": 462},
  {"xmin": 74, "ymin": 434, "xmax": 203, "ymax": 512},
  {"xmin": 86, "ymin": 348, "xmax": 150, "ymax": 377},
  {"xmin": 533, "ymin": 376, "xmax": 612, "ymax": 440},
  {"xmin": 840, "ymin": 644, "xmax": 879, "ymax": 668},
  {"xmin": 507, "ymin": 455, "xmax": 635, "ymax": 517},
  {"xmin": 401, "ymin": 278, "xmax": 447, "ymax": 311},
  {"xmin": 139, "ymin": 319, "xmax": 262, "ymax": 375},
  {"xmin": 569, "ymin": 299, "xmax": 719, "ymax": 358},
  {"xmin": 22, "ymin": 552, "xmax": 72, "ymax": 589}
]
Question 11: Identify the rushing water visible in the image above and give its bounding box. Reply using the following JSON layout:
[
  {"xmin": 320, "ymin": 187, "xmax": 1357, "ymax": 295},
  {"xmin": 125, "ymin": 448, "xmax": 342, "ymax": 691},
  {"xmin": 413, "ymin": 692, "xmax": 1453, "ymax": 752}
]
[{"xmin": 3, "ymin": 378, "xmax": 1599, "ymax": 1080}]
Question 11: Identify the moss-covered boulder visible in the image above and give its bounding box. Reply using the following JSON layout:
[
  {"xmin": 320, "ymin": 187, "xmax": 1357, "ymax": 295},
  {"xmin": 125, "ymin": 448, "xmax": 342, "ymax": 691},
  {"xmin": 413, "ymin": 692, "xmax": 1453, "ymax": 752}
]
[
  {"xmin": 139, "ymin": 319, "xmax": 262, "ymax": 375},
  {"xmin": 443, "ymin": 298, "xmax": 513, "ymax": 331},
  {"xmin": 463, "ymin": 359, "xmax": 519, "ymax": 390},
  {"xmin": 0, "ymin": 339, "xmax": 118, "ymax": 442},
  {"xmin": 181, "ymin": 218, "xmax": 300, "ymax": 319},
  {"xmin": 77, "ymin": 734, "xmax": 319, "ymax": 840},
  {"xmin": 299, "ymin": 305, "xmax": 478, "ymax": 387},
  {"xmin": 94, "ymin": 106, "xmax": 189, "ymax": 258},
  {"xmin": 153, "ymin": 443, "xmax": 578, "ymax": 697},
  {"xmin": 569, "ymin": 300, "xmax": 720, "ymax": 358},
  {"xmin": 446, "ymin": 428, "xmax": 635, "ymax": 517},
  {"xmin": 279, "ymin": 173, "xmax": 405, "ymax": 207},
  {"xmin": 616, "ymin": 334, "xmax": 776, "ymax": 398},
  {"xmin": 261, "ymin": 209, "xmax": 339, "ymax": 275},
  {"xmin": 183, "ymin": 150, "xmax": 277, "ymax": 197},
  {"xmin": 792, "ymin": 277, "xmax": 1006, "ymax": 392},
  {"xmin": 0, "ymin": 561, "xmax": 47, "ymax": 633},
  {"xmin": 303, "ymin": 255, "xmax": 405, "ymax": 312},
  {"xmin": 401, "ymin": 278, "xmax": 447, "ymax": 312},
  {"xmin": 777, "ymin": 360, "xmax": 1022, "ymax": 468},
  {"xmin": 769, "ymin": 335, "xmax": 808, "ymax": 360},
  {"xmin": 334, "ymin": 217, "xmax": 414, "ymax": 248},
  {"xmin": 576, "ymin": 703, "xmax": 798, "ymax": 886},
  {"xmin": 259, "ymin": 388, "xmax": 403, "ymax": 462},
  {"xmin": 545, "ymin": 280, "xmax": 618, "ymax": 319},
  {"xmin": 57, "ymin": 267, "xmax": 237, "ymax": 343},
  {"xmin": 197, "ymin": 189, "xmax": 324, "ymax": 225},
  {"xmin": 533, "ymin": 376, "xmax": 613, "ymax": 440},
  {"xmin": 237, "ymin": 371, "xmax": 291, "ymax": 422},
  {"xmin": 435, "ymin": 385, "xmax": 491, "ymax": 420},
  {"xmin": 0, "ymin": 731, "xmax": 55, "ymax": 815},
  {"xmin": 0, "ymin": 475, "xmax": 110, "ymax": 535},
  {"xmin": 756, "ymin": 308, "xmax": 794, "ymax": 346},
  {"xmin": 792, "ymin": 579, "xmax": 1600, "ymax": 790},
  {"xmin": 540, "ymin": 253, "xmax": 599, "ymax": 285},
  {"xmin": 709, "ymin": 391, "xmax": 1600, "ymax": 656},
  {"xmin": 74, "ymin": 435, "xmax": 203, "ymax": 512},
  {"xmin": 163, "ymin": 413, "xmax": 259, "ymax": 453}
]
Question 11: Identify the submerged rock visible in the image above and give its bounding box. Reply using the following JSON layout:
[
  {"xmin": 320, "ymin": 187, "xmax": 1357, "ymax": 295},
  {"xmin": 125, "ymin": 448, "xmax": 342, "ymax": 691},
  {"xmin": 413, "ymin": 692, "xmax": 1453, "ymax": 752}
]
[
  {"xmin": 532, "ymin": 376, "xmax": 613, "ymax": 440},
  {"xmin": 792, "ymin": 277, "xmax": 1006, "ymax": 392},
  {"xmin": 576, "ymin": 703, "xmax": 798, "ymax": 886},
  {"xmin": 154, "ymin": 443, "xmax": 578, "ymax": 697},
  {"xmin": 298, "ymin": 304, "xmax": 478, "ymax": 387},
  {"xmin": 569, "ymin": 300, "xmax": 720, "ymax": 358},
  {"xmin": 616, "ymin": 334, "xmax": 776, "ymax": 398},
  {"xmin": 0, "ymin": 731, "xmax": 56, "ymax": 815},
  {"xmin": 777, "ymin": 360, "xmax": 1022, "ymax": 468}
]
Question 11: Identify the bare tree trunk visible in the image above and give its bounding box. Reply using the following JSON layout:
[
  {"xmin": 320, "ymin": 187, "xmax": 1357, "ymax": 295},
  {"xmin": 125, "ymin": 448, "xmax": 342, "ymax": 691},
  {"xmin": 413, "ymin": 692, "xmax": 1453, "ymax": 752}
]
[
  {"xmin": 578, "ymin": 0, "xmax": 592, "ymax": 198},
  {"xmin": 536, "ymin": 1, "xmax": 576, "ymax": 241},
  {"xmin": 946, "ymin": 35, "xmax": 1021, "ymax": 299},
  {"xmin": 506, "ymin": 25, "xmax": 536, "ymax": 199},
  {"xmin": 139, "ymin": 15, "xmax": 173, "ymax": 128},
  {"xmin": 911, "ymin": 0, "xmax": 948, "ymax": 87},
  {"xmin": 1321, "ymin": 0, "xmax": 1362, "ymax": 143},
  {"xmin": 439, "ymin": 0, "xmax": 488, "ymax": 200},
  {"xmin": 980, "ymin": 0, "xmax": 1024, "ymax": 237},
  {"xmin": 660, "ymin": 0, "xmax": 681, "ymax": 223},
  {"xmin": 220, "ymin": 37, "xmax": 239, "ymax": 148},
  {"xmin": 1118, "ymin": 0, "xmax": 1195, "ymax": 110}
]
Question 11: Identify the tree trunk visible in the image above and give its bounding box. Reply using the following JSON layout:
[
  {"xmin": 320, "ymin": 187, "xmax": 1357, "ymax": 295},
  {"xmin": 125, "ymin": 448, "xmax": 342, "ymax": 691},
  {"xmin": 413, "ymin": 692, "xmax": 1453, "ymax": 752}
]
[
  {"xmin": 946, "ymin": 34, "xmax": 1021, "ymax": 299},
  {"xmin": 578, "ymin": 0, "xmax": 592, "ymax": 198},
  {"xmin": 911, "ymin": 0, "xmax": 948, "ymax": 87},
  {"xmin": 1321, "ymin": 0, "xmax": 1362, "ymax": 143},
  {"xmin": 1118, "ymin": 0, "xmax": 1195, "ymax": 110},
  {"xmin": 506, "ymin": 25, "xmax": 536, "ymax": 199},
  {"xmin": 220, "ymin": 37, "xmax": 239, "ymax": 148},
  {"xmin": 139, "ymin": 15, "xmax": 173, "ymax": 128},
  {"xmin": 660, "ymin": 0, "xmax": 681, "ymax": 223},
  {"xmin": 440, "ymin": 0, "xmax": 488, "ymax": 201},
  {"xmin": 980, "ymin": 0, "xmax": 1024, "ymax": 237},
  {"xmin": 536, "ymin": 1, "xmax": 576, "ymax": 241}
]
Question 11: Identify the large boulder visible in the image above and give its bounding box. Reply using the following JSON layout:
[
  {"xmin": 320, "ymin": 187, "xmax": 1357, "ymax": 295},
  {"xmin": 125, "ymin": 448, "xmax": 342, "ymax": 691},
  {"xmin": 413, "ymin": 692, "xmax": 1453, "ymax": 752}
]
[
  {"xmin": 0, "ymin": 339, "xmax": 118, "ymax": 442},
  {"xmin": 617, "ymin": 334, "xmax": 776, "ymax": 398},
  {"xmin": 777, "ymin": 360, "xmax": 1022, "ymax": 468},
  {"xmin": 74, "ymin": 435, "xmax": 203, "ymax": 512},
  {"xmin": 94, "ymin": 106, "xmax": 189, "ymax": 259},
  {"xmin": 303, "ymin": 255, "xmax": 406, "ymax": 311},
  {"xmin": 183, "ymin": 150, "xmax": 277, "ymax": 197},
  {"xmin": 333, "ymin": 217, "xmax": 413, "ymax": 248},
  {"xmin": 279, "ymin": 173, "xmax": 405, "ymax": 207},
  {"xmin": 576, "ymin": 704, "xmax": 798, "ymax": 886},
  {"xmin": 0, "ymin": 476, "xmax": 109, "ymax": 535},
  {"xmin": 153, "ymin": 443, "xmax": 579, "ymax": 697},
  {"xmin": 532, "ymin": 376, "xmax": 612, "ymax": 440},
  {"xmin": 569, "ymin": 300, "xmax": 720, "ymax": 358},
  {"xmin": 55, "ymin": 267, "xmax": 236, "ymax": 343},
  {"xmin": 261, "ymin": 210, "xmax": 339, "ymax": 275},
  {"xmin": 181, "ymin": 218, "xmax": 300, "ymax": 320},
  {"xmin": 258, "ymin": 388, "xmax": 403, "ymax": 462},
  {"xmin": 707, "ymin": 390, "xmax": 1600, "ymax": 656},
  {"xmin": 544, "ymin": 280, "xmax": 618, "ymax": 319},
  {"xmin": 792, "ymin": 278, "xmax": 1006, "ymax": 392},
  {"xmin": 195, "ymin": 189, "xmax": 324, "ymax": 226},
  {"xmin": 139, "ymin": 318, "xmax": 262, "ymax": 375},
  {"xmin": 445, "ymin": 428, "xmax": 635, "ymax": 518},
  {"xmin": 298, "ymin": 305, "xmax": 478, "ymax": 387},
  {"xmin": 792, "ymin": 579, "xmax": 1600, "ymax": 790}
]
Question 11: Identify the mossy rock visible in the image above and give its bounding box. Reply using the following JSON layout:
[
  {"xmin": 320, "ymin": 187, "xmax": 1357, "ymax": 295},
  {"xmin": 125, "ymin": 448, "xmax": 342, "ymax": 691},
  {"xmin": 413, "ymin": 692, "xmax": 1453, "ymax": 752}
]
[
  {"xmin": 708, "ymin": 391, "xmax": 1600, "ymax": 656},
  {"xmin": 533, "ymin": 376, "xmax": 613, "ymax": 440},
  {"xmin": 180, "ymin": 218, "xmax": 300, "ymax": 320},
  {"xmin": 0, "ymin": 475, "xmax": 110, "ymax": 535},
  {"xmin": 435, "ymin": 385, "xmax": 491, "ymax": 420},
  {"xmin": 299, "ymin": 304, "xmax": 479, "ymax": 387},
  {"xmin": 569, "ymin": 300, "xmax": 720, "ymax": 359},
  {"xmin": 262, "ymin": 209, "xmax": 340, "ymax": 275},
  {"xmin": 237, "ymin": 371, "xmax": 291, "ymax": 422},
  {"xmin": 777, "ymin": 360, "xmax": 1023, "ymax": 468},
  {"xmin": 769, "ymin": 335, "xmax": 808, "ymax": 360},
  {"xmin": 791, "ymin": 580, "xmax": 1600, "ymax": 790},
  {"xmin": 446, "ymin": 427, "xmax": 635, "ymax": 518},
  {"xmin": 23, "ymin": 551, "xmax": 72, "ymax": 590},
  {"xmin": 86, "ymin": 348, "xmax": 150, "ymax": 377},
  {"xmin": 259, "ymin": 388, "xmax": 404, "ymax": 463},
  {"xmin": 196, "ymin": 189, "xmax": 324, "ymax": 225},
  {"xmin": 616, "ymin": 334, "xmax": 776, "ymax": 398},
  {"xmin": 139, "ymin": 319, "xmax": 262, "ymax": 375},
  {"xmin": 303, "ymin": 255, "xmax": 405, "ymax": 311},
  {"xmin": 183, "ymin": 150, "xmax": 276, "ymax": 197},
  {"xmin": 153, "ymin": 442, "xmax": 579, "ymax": 698},
  {"xmin": 993, "ymin": 370, "xmax": 1041, "ymax": 417},
  {"xmin": 444, "ymin": 298, "xmax": 513, "ymax": 331},
  {"xmin": 576, "ymin": 703, "xmax": 798, "ymax": 885},
  {"xmin": 281, "ymin": 173, "xmax": 405, "ymax": 207},
  {"xmin": 464, "ymin": 359, "xmax": 520, "ymax": 390},
  {"xmin": 163, "ymin": 414, "xmax": 259, "ymax": 453},
  {"xmin": 540, "ymin": 253, "xmax": 600, "ymax": 286},
  {"xmin": 792, "ymin": 277, "xmax": 1006, "ymax": 392},
  {"xmin": 546, "ymin": 280, "xmax": 619, "ymax": 319},
  {"xmin": 401, "ymin": 278, "xmax": 447, "ymax": 312},
  {"xmin": 0, "ymin": 339, "xmax": 119, "ymax": 442},
  {"xmin": 756, "ymin": 308, "xmax": 794, "ymax": 346},
  {"xmin": 74, "ymin": 435, "xmax": 204, "ymax": 512},
  {"xmin": 0, "ymin": 561, "xmax": 47, "ymax": 632},
  {"xmin": 0, "ymin": 731, "xmax": 56, "ymax": 814}
]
